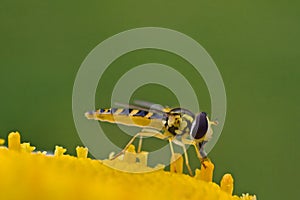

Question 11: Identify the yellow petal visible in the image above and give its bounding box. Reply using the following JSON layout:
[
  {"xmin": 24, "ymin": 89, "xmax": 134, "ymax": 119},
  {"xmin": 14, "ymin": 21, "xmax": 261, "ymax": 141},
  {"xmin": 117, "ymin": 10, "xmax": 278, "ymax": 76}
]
[
  {"xmin": 21, "ymin": 142, "xmax": 36, "ymax": 153},
  {"xmin": 221, "ymin": 173, "xmax": 234, "ymax": 195},
  {"xmin": 170, "ymin": 153, "xmax": 183, "ymax": 174},
  {"xmin": 54, "ymin": 145, "xmax": 67, "ymax": 156},
  {"xmin": 76, "ymin": 146, "xmax": 88, "ymax": 158},
  {"xmin": 123, "ymin": 145, "xmax": 136, "ymax": 164},
  {"xmin": 136, "ymin": 151, "xmax": 148, "ymax": 166},
  {"xmin": 0, "ymin": 138, "xmax": 5, "ymax": 145},
  {"xmin": 194, "ymin": 160, "xmax": 214, "ymax": 182},
  {"xmin": 8, "ymin": 131, "xmax": 21, "ymax": 151}
]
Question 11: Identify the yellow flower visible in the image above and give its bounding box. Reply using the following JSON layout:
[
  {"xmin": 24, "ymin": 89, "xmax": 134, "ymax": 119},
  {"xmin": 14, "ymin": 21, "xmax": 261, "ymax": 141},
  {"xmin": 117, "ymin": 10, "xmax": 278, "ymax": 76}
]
[
  {"xmin": 240, "ymin": 193, "xmax": 257, "ymax": 200},
  {"xmin": 194, "ymin": 160, "xmax": 214, "ymax": 182},
  {"xmin": 21, "ymin": 142, "xmax": 36, "ymax": 153},
  {"xmin": 76, "ymin": 146, "xmax": 88, "ymax": 158},
  {"xmin": 0, "ymin": 132, "xmax": 256, "ymax": 200},
  {"xmin": 221, "ymin": 174, "xmax": 234, "ymax": 195},
  {"xmin": 0, "ymin": 138, "xmax": 5, "ymax": 145},
  {"xmin": 54, "ymin": 145, "xmax": 67, "ymax": 156},
  {"xmin": 8, "ymin": 131, "xmax": 21, "ymax": 151},
  {"xmin": 170, "ymin": 153, "xmax": 184, "ymax": 173}
]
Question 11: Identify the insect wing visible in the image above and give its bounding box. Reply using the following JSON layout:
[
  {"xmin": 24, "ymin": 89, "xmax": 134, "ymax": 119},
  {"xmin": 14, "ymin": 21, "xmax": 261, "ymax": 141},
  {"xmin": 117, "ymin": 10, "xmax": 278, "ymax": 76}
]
[
  {"xmin": 133, "ymin": 100, "xmax": 167, "ymax": 113},
  {"xmin": 113, "ymin": 102, "xmax": 168, "ymax": 130},
  {"xmin": 169, "ymin": 107, "xmax": 195, "ymax": 119}
]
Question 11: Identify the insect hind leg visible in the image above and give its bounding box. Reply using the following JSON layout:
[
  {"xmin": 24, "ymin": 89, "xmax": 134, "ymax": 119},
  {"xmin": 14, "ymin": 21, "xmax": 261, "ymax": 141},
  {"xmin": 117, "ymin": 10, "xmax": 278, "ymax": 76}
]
[
  {"xmin": 110, "ymin": 131, "xmax": 169, "ymax": 160},
  {"xmin": 137, "ymin": 136, "xmax": 143, "ymax": 153}
]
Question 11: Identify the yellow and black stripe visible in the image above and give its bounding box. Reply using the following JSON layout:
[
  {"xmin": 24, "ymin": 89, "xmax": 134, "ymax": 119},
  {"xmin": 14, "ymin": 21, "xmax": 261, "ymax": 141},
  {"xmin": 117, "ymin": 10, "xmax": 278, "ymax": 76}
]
[{"xmin": 85, "ymin": 108, "xmax": 166, "ymax": 130}]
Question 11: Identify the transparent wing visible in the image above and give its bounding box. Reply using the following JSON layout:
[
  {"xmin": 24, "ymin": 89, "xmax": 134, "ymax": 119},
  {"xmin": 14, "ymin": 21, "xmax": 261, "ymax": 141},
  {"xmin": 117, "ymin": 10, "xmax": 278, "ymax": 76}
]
[
  {"xmin": 115, "ymin": 100, "xmax": 195, "ymax": 119},
  {"xmin": 169, "ymin": 107, "xmax": 195, "ymax": 118},
  {"xmin": 134, "ymin": 100, "xmax": 166, "ymax": 112},
  {"xmin": 114, "ymin": 102, "xmax": 166, "ymax": 115}
]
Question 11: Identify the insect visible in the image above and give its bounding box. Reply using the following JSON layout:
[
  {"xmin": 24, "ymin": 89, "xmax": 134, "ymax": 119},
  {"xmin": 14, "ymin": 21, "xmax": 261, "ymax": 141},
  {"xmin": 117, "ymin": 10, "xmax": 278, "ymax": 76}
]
[{"xmin": 85, "ymin": 100, "xmax": 218, "ymax": 175}]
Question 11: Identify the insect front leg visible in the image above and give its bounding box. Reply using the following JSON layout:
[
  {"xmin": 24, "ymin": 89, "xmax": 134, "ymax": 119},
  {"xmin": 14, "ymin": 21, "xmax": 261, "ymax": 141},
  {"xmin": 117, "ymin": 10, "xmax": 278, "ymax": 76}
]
[{"xmin": 181, "ymin": 138, "xmax": 209, "ymax": 168}]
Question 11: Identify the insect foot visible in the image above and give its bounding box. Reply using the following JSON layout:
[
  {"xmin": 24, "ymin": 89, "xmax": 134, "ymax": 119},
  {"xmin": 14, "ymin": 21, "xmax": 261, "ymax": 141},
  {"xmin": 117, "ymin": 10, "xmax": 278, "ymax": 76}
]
[{"xmin": 194, "ymin": 159, "xmax": 214, "ymax": 182}]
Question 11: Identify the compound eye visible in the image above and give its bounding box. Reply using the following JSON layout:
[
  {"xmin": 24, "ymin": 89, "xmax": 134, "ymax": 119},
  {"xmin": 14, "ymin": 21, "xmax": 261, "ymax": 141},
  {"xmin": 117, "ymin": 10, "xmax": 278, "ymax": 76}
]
[{"xmin": 190, "ymin": 112, "xmax": 208, "ymax": 139}]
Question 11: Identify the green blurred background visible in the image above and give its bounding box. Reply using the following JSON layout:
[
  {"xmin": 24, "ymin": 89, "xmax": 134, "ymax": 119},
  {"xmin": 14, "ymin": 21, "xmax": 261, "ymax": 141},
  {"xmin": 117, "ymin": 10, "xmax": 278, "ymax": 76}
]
[{"xmin": 0, "ymin": 0, "xmax": 299, "ymax": 199}]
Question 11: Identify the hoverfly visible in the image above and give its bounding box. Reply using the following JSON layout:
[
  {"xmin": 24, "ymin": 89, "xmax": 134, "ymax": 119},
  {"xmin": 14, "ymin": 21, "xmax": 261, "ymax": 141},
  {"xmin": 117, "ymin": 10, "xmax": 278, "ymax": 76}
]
[{"xmin": 85, "ymin": 100, "xmax": 218, "ymax": 175}]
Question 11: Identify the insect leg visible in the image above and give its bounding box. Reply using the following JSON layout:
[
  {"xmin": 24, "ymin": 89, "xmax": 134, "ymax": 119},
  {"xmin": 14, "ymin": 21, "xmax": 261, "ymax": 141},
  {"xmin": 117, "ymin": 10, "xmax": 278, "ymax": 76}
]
[
  {"xmin": 111, "ymin": 131, "xmax": 169, "ymax": 160},
  {"xmin": 138, "ymin": 131, "xmax": 169, "ymax": 140},
  {"xmin": 111, "ymin": 132, "xmax": 140, "ymax": 160},
  {"xmin": 137, "ymin": 136, "xmax": 143, "ymax": 153},
  {"xmin": 181, "ymin": 144, "xmax": 193, "ymax": 176},
  {"xmin": 173, "ymin": 139, "xmax": 193, "ymax": 176},
  {"xmin": 181, "ymin": 138, "xmax": 209, "ymax": 168},
  {"xmin": 137, "ymin": 131, "xmax": 170, "ymax": 154},
  {"xmin": 196, "ymin": 142, "xmax": 210, "ymax": 168},
  {"xmin": 168, "ymin": 138, "xmax": 175, "ymax": 156}
]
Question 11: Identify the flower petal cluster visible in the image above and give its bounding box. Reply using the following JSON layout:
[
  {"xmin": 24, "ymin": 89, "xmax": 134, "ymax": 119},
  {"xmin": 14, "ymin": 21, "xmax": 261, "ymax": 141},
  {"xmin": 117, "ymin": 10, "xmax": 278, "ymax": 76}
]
[{"xmin": 0, "ymin": 132, "xmax": 256, "ymax": 200}]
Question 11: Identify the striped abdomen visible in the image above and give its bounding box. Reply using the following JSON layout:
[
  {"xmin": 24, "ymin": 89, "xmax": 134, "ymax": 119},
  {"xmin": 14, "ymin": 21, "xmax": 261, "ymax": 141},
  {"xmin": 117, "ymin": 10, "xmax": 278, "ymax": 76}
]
[{"xmin": 85, "ymin": 108, "xmax": 166, "ymax": 130}]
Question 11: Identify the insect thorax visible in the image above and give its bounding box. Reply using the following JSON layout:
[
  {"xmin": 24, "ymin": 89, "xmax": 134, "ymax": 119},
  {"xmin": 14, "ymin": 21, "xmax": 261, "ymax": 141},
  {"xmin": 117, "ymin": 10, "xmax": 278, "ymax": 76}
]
[{"xmin": 165, "ymin": 114, "xmax": 193, "ymax": 136}]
